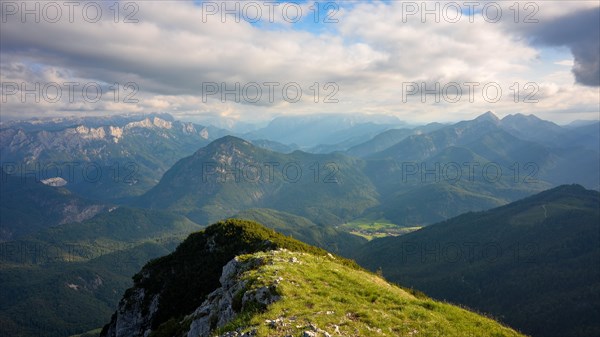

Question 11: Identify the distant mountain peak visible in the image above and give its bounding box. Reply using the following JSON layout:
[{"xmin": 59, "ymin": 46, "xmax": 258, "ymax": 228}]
[
  {"xmin": 191, "ymin": 135, "xmax": 259, "ymax": 161},
  {"xmin": 499, "ymin": 113, "xmax": 564, "ymax": 138},
  {"xmin": 532, "ymin": 183, "xmax": 591, "ymax": 200},
  {"xmin": 502, "ymin": 113, "xmax": 543, "ymax": 122},
  {"xmin": 204, "ymin": 135, "xmax": 253, "ymax": 149},
  {"xmin": 518, "ymin": 113, "xmax": 538, "ymax": 119},
  {"xmin": 474, "ymin": 111, "xmax": 500, "ymax": 123}
]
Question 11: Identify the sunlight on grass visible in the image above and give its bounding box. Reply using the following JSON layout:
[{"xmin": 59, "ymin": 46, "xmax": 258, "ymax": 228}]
[
  {"xmin": 339, "ymin": 220, "xmax": 422, "ymax": 240},
  {"xmin": 214, "ymin": 250, "xmax": 525, "ymax": 337}
]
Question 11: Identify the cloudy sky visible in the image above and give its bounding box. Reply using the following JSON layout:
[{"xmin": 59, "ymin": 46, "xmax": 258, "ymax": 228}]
[{"xmin": 1, "ymin": 0, "xmax": 599, "ymax": 124}]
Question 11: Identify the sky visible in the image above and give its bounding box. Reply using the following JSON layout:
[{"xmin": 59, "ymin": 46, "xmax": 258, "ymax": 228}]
[{"xmin": 1, "ymin": 0, "xmax": 599, "ymax": 124}]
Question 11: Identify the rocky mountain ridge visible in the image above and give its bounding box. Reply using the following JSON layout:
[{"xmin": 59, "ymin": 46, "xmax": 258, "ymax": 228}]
[{"xmin": 0, "ymin": 113, "xmax": 227, "ymax": 200}]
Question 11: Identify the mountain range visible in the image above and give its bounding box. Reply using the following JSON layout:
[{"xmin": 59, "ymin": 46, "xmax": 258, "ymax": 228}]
[
  {"xmin": 126, "ymin": 112, "xmax": 597, "ymax": 228},
  {"xmin": 4, "ymin": 111, "xmax": 596, "ymax": 233},
  {"xmin": 0, "ymin": 113, "xmax": 228, "ymax": 201},
  {"xmin": 1, "ymin": 111, "xmax": 598, "ymax": 337}
]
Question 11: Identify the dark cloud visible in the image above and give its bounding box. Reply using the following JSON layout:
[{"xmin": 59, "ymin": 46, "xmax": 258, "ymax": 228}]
[{"xmin": 528, "ymin": 7, "xmax": 599, "ymax": 86}]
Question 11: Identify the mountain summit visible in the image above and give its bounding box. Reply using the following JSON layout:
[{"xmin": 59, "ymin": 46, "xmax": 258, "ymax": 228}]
[
  {"xmin": 474, "ymin": 111, "xmax": 500, "ymax": 123},
  {"xmin": 135, "ymin": 136, "xmax": 379, "ymax": 225},
  {"xmin": 100, "ymin": 219, "xmax": 525, "ymax": 337}
]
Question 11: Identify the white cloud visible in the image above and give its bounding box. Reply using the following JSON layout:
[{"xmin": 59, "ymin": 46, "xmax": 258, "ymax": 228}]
[
  {"xmin": 0, "ymin": 0, "xmax": 598, "ymax": 123},
  {"xmin": 555, "ymin": 60, "xmax": 575, "ymax": 67}
]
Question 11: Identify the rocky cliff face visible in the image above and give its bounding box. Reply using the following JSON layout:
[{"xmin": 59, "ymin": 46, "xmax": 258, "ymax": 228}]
[
  {"xmin": 185, "ymin": 255, "xmax": 280, "ymax": 337},
  {"xmin": 101, "ymin": 278, "xmax": 160, "ymax": 337},
  {"xmin": 102, "ymin": 248, "xmax": 318, "ymax": 337}
]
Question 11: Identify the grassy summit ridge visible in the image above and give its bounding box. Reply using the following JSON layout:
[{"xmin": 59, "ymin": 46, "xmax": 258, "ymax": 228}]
[
  {"xmin": 206, "ymin": 249, "xmax": 525, "ymax": 337},
  {"xmin": 101, "ymin": 219, "xmax": 525, "ymax": 337}
]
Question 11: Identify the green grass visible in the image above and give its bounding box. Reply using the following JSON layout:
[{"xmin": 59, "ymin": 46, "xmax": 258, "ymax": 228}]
[
  {"xmin": 212, "ymin": 250, "xmax": 525, "ymax": 337},
  {"xmin": 339, "ymin": 220, "xmax": 421, "ymax": 240}
]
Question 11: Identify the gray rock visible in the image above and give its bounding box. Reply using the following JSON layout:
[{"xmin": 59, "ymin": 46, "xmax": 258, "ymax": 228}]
[
  {"xmin": 101, "ymin": 288, "xmax": 159, "ymax": 337},
  {"xmin": 186, "ymin": 256, "xmax": 280, "ymax": 337}
]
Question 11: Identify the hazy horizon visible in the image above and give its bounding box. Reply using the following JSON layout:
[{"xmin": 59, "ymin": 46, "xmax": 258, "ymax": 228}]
[{"xmin": 2, "ymin": 110, "xmax": 599, "ymax": 128}]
